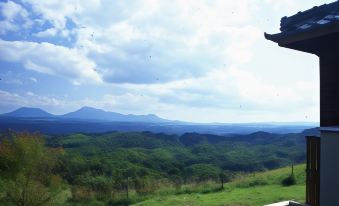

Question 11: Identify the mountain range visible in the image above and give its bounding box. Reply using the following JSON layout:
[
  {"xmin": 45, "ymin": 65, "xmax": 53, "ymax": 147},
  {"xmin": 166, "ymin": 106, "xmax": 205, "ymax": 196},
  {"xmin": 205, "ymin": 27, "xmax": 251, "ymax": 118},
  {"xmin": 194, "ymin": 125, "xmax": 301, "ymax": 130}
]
[
  {"xmin": 1, "ymin": 107, "xmax": 169, "ymax": 122},
  {"xmin": 0, "ymin": 107, "xmax": 318, "ymax": 135}
]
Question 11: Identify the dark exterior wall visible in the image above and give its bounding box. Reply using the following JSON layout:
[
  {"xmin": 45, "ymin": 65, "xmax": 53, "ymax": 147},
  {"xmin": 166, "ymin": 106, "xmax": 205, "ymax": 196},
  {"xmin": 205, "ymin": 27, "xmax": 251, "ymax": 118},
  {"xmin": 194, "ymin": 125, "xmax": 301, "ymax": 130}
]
[
  {"xmin": 320, "ymin": 53, "xmax": 339, "ymax": 127},
  {"xmin": 320, "ymin": 131, "xmax": 339, "ymax": 206}
]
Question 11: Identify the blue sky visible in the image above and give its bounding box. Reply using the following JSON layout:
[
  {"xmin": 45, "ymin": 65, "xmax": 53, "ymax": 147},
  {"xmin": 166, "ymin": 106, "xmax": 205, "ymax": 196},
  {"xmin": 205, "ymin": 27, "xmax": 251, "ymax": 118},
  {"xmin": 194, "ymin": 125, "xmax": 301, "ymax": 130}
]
[{"xmin": 0, "ymin": 0, "xmax": 332, "ymax": 123}]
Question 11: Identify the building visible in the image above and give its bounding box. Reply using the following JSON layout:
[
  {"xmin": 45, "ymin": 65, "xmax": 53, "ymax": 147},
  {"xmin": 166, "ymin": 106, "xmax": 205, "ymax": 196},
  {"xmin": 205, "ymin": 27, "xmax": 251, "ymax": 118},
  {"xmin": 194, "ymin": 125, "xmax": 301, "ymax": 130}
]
[{"xmin": 265, "ymin": 1, "xmax": 339, "ymax": 206}]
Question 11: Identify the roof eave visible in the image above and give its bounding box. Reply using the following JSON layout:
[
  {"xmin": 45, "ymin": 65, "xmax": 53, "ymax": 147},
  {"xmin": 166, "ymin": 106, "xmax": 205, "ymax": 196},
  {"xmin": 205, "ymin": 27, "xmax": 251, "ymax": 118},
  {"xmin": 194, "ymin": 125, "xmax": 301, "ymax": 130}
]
[
  {"xmin": 264, "ymin": 32, "xmax": 282, "ymax": 44},
  {"xmin": 265, "ymin": 22, "xmax": 339, "ymax": 54}
]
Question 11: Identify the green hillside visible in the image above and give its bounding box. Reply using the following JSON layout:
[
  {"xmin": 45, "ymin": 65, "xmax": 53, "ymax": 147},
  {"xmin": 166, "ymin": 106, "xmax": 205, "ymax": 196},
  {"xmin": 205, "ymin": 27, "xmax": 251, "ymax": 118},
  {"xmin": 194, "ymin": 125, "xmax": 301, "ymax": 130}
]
[
  {"xmin": 0, "ymin": 131, "xmax": 306, "ymax": 206},
  {"xmin": 133, "ymin": 164, "xmax": 306, "ymax": 206}
]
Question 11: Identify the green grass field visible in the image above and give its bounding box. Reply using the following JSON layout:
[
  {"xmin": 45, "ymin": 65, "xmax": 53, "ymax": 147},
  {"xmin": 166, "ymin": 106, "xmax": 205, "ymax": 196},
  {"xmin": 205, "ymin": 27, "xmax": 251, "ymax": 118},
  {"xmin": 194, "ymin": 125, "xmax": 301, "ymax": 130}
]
[
  {"xmin": 50, "ymin": 164, "xmax": 306, "ymax": 206},
  {"xmin": 133, "ymin": 164, "xmax": 306, "ymax": 206},
  {"xmin": 134, "ymin": 185, "xmax": 305, "ymax": 206}
]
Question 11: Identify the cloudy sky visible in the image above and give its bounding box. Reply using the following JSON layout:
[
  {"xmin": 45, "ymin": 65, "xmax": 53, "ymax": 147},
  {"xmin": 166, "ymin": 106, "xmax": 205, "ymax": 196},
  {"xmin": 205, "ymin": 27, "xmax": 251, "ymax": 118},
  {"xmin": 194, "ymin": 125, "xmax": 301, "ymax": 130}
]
[{"xmin": 0, "ymin": 0, "xmax": 332, "ymax": 123}]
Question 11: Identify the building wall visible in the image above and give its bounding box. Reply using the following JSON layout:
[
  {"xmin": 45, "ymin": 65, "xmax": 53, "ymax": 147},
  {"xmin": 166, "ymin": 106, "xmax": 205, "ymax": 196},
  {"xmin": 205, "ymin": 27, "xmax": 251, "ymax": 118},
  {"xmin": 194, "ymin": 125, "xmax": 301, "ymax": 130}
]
[
  {"xmin": 320, "ymin": 130, "xmax": 339, "ymax": 206},
  {"xmin": 320, "ymin": 55, "xmax": 339, "ymax": 127}
]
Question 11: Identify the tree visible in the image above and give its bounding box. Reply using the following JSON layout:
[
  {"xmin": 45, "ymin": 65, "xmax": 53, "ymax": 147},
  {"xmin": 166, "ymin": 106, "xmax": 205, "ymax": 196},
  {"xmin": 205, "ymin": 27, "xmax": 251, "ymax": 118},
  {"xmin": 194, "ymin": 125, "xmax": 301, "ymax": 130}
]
[
  {"xmin": 219, "ymin": 171, "xmax": 232, "ymax": 190},
  {"xmin": 0, "ymin": 132, "xmax": 63, "ymax": 206},
  {"xmin": 281, "ymin": 163, "xmax": 296, "ymax": 187}
]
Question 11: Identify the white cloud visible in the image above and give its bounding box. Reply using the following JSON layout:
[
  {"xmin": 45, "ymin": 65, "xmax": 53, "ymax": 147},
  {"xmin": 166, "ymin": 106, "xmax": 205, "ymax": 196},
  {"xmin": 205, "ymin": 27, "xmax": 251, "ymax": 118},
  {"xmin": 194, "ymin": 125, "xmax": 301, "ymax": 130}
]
[
  {"xmin": 33, "ymin": 28, "xmax": 58, "ymax": 37},
  {"xmin": 0, "ymin": 39, "xmax": 102, "ymax": 84},
  {"xmin": 0, "ymin": 1, "xmax": 28, "ymax": 21},
  {"xmin": 22, "ymin": 0, "xmax": 76, "ymax": 29},
  {"xmin": 0, "ymin": 20, "xmax": 18, "ymax": 34},
  {"xmin": 111, "ymin": 62, "xmax": 318, "ymax": 116},
  {"xmin": 29, "ymin": 77, "xmax": 37, "ymax": 83},
  {"xmin": 15, "ymin": 0, "xmax": 261, "ymax": 84},
  {"xmin": 224, "ymin": 26, "xmax": 262, "ymax": 64},
  {"xmin": 25, "ymin": 91, "xmax": 34, "ymax": 96},
  {"xmin": 264, "ymin": 0, "xmax": 297, "ymax": 9},
  {"xmin": 0, "ymin": 1, "xmax": 32, "ymax": 34},
  {"xmin": 0, "ymin": 90, "xmax": 65, "ymax": 110}
]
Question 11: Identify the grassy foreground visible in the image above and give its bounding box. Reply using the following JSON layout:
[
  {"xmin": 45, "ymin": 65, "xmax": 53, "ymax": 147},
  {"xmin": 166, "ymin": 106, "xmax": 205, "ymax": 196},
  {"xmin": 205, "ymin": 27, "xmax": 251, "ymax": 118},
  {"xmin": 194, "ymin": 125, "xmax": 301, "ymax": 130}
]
[
  {"xmin": 133, "ymin": 164, "xmax": 306, "ymax": 206},
  {"xmin": 51, "ymin": 164, "xmax": 306, "ymax": 206}
]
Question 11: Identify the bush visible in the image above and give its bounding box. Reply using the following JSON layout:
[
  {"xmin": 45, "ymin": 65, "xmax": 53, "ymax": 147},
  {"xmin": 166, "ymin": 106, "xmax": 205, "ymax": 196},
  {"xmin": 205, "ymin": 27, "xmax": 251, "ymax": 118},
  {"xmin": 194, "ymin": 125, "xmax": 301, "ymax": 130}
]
[
  {"xmin": 281, "ymin": 174, "xmax": 296, "ymax": 186},
  {"xmin": 108, "ymin": 197, "xmax": 147, "ymax": 206},
  {"xmin": 108, "ymin": 198, "xmax": 133, "ymax": 206},
  {"xmin": 71, "ymin": 186, "xmax": 95, "ymax": 202},
  {"xmin": 134, "ymin": 177, "xmax": 157, "ymax": 194},
  {"xmin": 0, "ymin": 132, "xmax": 64, "ymax": 206}
]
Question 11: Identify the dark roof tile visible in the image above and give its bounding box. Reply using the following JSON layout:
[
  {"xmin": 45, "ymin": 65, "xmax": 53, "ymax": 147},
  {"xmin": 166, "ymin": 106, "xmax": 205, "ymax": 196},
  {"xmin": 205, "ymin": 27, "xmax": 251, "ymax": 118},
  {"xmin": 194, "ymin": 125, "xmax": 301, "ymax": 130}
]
[
  {"xmin": 265, "ymin": 1, "xmax": 339, "ymax": 45},
  {"xmin": 280, "ymin": 1, "xmax": 339, "ymax": 33}
]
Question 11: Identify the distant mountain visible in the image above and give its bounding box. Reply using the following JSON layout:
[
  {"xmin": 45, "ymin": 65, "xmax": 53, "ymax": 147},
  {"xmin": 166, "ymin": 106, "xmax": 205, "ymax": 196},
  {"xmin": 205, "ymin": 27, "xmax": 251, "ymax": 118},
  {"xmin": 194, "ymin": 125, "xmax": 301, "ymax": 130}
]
[
  {"xmin": 61, "ymin": 106, "xmax": 168, "ymax": 122},
  {"xmin": 1, "ymin": 107, "xmax": 54, "ymax": 118},
  {"xmin": 0, "ymin": 107, "xmax": 318, "ymax": 135},
  {"xmin": 1, "ymin": 106, "xmax": 169, "ymax": 122},
  {"xmin": 61, "ymin": 107, "xmax": 124, "ymax": 120}
]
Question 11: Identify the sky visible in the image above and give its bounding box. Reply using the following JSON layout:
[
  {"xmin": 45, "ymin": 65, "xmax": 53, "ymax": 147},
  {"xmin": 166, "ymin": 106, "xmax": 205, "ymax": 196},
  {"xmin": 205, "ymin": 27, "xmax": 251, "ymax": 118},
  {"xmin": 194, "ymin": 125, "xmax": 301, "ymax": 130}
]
[{"xmin": 0, "ymin": 0, "xmax": 333, "ymax": 123}]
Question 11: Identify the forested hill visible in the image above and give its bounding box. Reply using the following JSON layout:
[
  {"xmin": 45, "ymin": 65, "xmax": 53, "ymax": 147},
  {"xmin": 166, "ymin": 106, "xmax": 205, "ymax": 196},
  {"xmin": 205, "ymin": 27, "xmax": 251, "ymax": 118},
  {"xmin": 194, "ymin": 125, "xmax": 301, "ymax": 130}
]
[
  {"xmin": 46, "ymin": 130, "xmax": 308, "ymax": 178},
  {"xmin": 0, "ymin": 130, "xmax": 311, "ymax": 205}
]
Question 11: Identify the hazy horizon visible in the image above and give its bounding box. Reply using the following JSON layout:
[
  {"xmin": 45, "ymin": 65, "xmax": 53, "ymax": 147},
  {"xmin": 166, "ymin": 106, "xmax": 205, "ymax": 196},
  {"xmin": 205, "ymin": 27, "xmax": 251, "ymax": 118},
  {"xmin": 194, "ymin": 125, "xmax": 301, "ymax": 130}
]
[{"xmin": 0, "ymin": 105, "xmax": 320, "ymax": 125}]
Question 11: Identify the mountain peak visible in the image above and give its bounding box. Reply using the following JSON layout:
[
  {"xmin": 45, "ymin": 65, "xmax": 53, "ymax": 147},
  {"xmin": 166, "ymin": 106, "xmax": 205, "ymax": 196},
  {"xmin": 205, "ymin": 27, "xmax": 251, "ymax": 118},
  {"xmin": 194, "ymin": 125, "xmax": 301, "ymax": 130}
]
[
  {"xmin": 2, "ymin": 107, "xmax": 53, "ymax": 117},
  {"xmin": 78, "ymin": 106, "xmax": 102, "ymax": 111},
  {"xmin": 61, "ymin": 107, "xmax": 166, "ymax": 122},
  {"xmin": 1, "ymin": 106, "xmax": 169, "ymax": 123}
]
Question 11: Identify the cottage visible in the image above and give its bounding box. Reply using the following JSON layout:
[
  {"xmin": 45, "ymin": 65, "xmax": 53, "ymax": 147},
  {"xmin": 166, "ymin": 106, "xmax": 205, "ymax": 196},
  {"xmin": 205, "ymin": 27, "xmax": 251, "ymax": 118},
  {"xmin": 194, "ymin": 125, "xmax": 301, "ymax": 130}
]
[{"xmin": 265, "ymin": 1, "xmax": 339, "ymax": 206}]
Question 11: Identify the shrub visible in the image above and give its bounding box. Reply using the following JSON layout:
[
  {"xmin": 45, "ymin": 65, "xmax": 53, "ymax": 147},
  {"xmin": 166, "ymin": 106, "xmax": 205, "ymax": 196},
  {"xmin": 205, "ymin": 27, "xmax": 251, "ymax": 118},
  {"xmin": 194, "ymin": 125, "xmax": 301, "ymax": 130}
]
[
  {"xmin": 281, "ymin": 174, "xmax": 296, "ymax": 186},
  {"xmin": 0, "ymin": 132, "xmax": 63, "ymax": 206},
  {"xmin": 71, "ymin": 186, "xmax": 95, "ymax": 202}
]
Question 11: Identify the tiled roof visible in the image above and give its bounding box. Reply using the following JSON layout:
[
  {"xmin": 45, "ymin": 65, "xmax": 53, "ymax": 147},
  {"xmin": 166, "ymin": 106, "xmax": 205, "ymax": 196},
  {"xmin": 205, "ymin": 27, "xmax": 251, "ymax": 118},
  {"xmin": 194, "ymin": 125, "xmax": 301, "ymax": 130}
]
[
  {"xmin": 280, "ymin": 1, "xmax": 339, "ymax": 33},
  {"xmin": 265, "ymin": 1, "xmax": 339, "ymax": 44}
]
